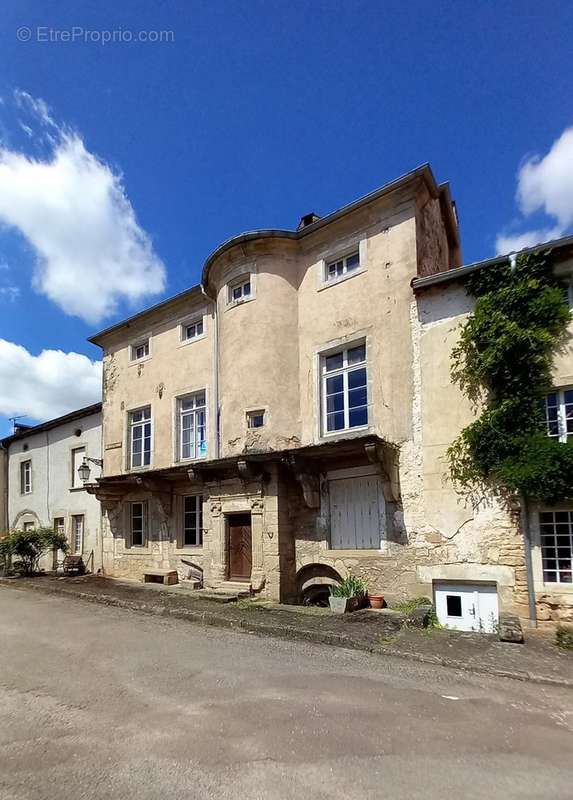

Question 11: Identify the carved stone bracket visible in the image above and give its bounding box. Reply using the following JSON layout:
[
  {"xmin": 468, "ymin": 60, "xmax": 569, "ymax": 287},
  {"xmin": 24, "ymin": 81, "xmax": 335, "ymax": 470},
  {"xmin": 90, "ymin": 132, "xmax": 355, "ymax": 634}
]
[
  {"xmin": 365, "ymin": 441, "xmax": 401, "ymax": 502},
  {"xmin": 287, "ymin": 455, "xmax": 320, "ymax": 509},
  {"xmin": 250, "ymin": 497, "xmax": 264, "ymax": 514}
]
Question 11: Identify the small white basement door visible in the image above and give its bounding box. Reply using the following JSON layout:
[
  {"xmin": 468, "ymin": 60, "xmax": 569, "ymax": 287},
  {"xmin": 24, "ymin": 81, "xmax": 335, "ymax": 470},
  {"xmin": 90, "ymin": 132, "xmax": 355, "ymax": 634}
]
[
  {"xmin": 328, "ymin": 466, "xmax": 386, "ymax": 550},
  {"xmin": 434, "ymin": 583, "xmax": 499, "ymax": 633}
]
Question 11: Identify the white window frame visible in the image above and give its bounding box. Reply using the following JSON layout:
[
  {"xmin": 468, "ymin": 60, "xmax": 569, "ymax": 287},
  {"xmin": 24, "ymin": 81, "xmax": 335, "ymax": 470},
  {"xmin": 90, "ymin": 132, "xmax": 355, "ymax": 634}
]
[
  {"xmin": 227, "ymin": 274, "xmax": 253, "ymax": 306},
  {"xmin": 544, "ymin": 388, "xmax": 573, "ymax": 442},
  {"xmin": 539, "ymin": 509, "xmax": 573, "ymax": 585},
  {"xmin": 128, "ymin": 406, "xmax": 152, "ymax": 469},
  {"xmin": 179, "ymin": 313, "xmax": 206, "ymax": 345},
  {"xmin": 247, "ymin": 409, "xmax": 265, "ymax": 429},
  {"xmin": 129, "ymin": 335, "xmax": 151, "ymax": 363},
  {"xmin": 130, "ymin": 501, "xmax": 147, "ymax": 547},
  {"xmin": 321, "ymin": 342, "xmax": 368, "ymax": 436},
  {"xmin": 182, "ymin": 495, "xmax": 203, "ymax": 547},
  {"xmin": 53, "ymin": 517, "xmax": 65, "ymax": 539},
  {"xmin": 20, "ymin": 460, "xmax": 32, "ymax": 495},
  {"xmin": 317, "ymin": 239, "xmax": 367, "ymax": 290},
  {"xmin": 325, "ymin": 250, "xmax": 360, "ymax": 282},
  {"xmin": 71, "ymin": 446, "xmax": 86, "ymax": 489},
  {"xmin": 178, "ymin": 392, "xmax": 207, "ymax": 461},
  {"xmin": 72, "ymin": 514, "xmax": 84, "ymax": 554}
]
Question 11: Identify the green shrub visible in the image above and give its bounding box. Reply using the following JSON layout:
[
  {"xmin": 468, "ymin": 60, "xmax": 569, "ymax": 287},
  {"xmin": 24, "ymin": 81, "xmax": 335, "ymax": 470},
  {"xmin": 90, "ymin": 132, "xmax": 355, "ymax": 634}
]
[
  {"xmin": 448, "ymin": 250, "xmax": 573, "ymax": 504},
  {"xmin": 330, "ymin": 576, "xmax": 368, "ymax": 598},
  {"xmin": 0, "ymin": 528, "xmax": 69, "ymax": 575},
  {"xmin": 556, "ymin": 625, "xmax": 573, "ymax": 650},
  {"xmin": 392, "ymin": 596, "xmax": 432, "ymax": 615}
]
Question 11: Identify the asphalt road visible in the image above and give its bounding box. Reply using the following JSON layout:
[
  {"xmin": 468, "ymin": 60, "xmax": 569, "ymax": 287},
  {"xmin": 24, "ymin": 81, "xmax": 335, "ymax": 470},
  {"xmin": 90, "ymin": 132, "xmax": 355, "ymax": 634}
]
[{"xmin": 0, "ymin": 585, "xmax": 572, "ymax": 800}]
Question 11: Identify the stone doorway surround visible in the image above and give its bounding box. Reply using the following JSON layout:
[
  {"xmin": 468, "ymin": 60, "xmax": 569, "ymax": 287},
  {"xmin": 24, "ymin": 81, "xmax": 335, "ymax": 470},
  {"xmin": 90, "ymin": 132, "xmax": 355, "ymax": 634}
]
[{"xmin": 206, "ymin": 490, "xmax": 266, "ymax": 592}]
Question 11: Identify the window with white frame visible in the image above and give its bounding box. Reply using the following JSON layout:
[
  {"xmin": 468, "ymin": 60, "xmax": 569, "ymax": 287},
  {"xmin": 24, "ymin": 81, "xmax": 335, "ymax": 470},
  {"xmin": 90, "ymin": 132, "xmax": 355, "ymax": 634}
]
[
  {"xmin": 130, "ymin": 501, "xmax": 147, "ymax": 547},
  {"xmin": 181, "ymin": 317, "xmax": 204, "ymax": 342},
  {"xmin": 130, "ymin": 338, "xmax": 150, "ymax": 362},
  {"xmin": 178, "ymin": 392, "xmax": 207, "ymax": 460},
  {"xmin": 183, "ymin": 495, "xmax": 203, "ymax": 546},
  {"xmin": 247, "ymin": 410, "xmax": 265, "ymax": 429},
  {"xmin": 544, "ymin": 388, "xmax": 573, "ymax": 442},
  {"xmin": 20, "ymin": 460, "xmax": 32, "ymax": 494},
  {"xmin": 53, "ymin": 517, "xmax": 65, "ymax": 537},
  {"xmin": 228, "ymin": 276, "xmax": 252, "ymax": 304},
  {"xmin": 129, "ymin": 407, "xmax": 152, "ymax": 468},
  {"xmin": 71, "ymin": 446, "xmax": 86, "ymax": 488},
  {"xmin": 72, "ymin": 514, "xmax": 84, "ymax": 554},
  {"xmin": 539, "ymin": 510, "xmax": 573, "ymax": 584},
  {"xmin": 23, "ymin": 521, "xmax": 35, "ymax": 532},
  {"xmin": 321, "ymin": 343, "xmax": 368, "ymax": 434},
  {"xmin": 325, "ymin": 251, "xmax": 360, "ymax": 282}
]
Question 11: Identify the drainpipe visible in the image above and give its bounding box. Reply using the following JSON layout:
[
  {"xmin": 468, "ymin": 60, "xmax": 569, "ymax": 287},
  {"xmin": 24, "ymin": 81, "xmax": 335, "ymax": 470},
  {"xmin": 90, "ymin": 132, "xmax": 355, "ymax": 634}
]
[
  {"xmin": 0, "ymin": 441, "xmax": 8, "ymax": 531},
  {"xmin": 520, "ymin": 494, "xmax": 537, "ymax": 627},
  {"xmin": 201, "ymin": 282, "xmax": 220, "ymax": 459}
]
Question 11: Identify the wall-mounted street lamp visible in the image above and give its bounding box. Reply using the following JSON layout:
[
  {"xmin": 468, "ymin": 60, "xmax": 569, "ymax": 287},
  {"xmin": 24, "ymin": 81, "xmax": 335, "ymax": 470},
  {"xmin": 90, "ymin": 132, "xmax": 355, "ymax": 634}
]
[{"xmin": 78, "ymin": 456, "xmax": 103, "ymax": 483}]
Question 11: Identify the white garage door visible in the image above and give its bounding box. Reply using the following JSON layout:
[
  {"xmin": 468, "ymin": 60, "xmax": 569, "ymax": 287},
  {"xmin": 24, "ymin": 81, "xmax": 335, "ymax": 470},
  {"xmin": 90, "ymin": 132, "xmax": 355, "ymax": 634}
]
[{"xmin": 434, "ymin": 583, "xmax": 499, "ymax": 633}]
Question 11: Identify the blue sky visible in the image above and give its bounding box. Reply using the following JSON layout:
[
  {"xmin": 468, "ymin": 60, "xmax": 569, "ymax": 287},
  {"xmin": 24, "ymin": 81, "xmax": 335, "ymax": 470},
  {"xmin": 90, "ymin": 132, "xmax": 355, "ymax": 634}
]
[{"xmin": 1, "ymin": 1, "xmax": 572, "ymax": 436}]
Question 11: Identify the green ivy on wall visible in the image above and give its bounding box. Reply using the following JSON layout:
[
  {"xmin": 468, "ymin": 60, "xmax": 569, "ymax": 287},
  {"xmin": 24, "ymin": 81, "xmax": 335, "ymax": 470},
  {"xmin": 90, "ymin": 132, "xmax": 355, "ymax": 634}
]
[{"xmin": 448, "ymin": 250, "xmax": 573, "ymax": 504}]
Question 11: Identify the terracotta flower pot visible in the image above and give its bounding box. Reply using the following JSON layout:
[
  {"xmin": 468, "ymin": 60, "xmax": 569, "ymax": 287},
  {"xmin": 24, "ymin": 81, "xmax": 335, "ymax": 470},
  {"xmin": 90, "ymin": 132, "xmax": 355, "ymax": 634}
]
[{"xmin": 369, "ymin": 594, "xmax": 385, "ymax": 609}]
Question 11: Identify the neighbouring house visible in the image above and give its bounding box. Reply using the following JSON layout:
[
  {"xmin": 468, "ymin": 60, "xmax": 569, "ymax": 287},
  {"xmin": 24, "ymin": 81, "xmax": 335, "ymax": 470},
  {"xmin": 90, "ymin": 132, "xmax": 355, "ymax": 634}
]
[
  {"xmin": 413, "ymin": 237, "xmax": 573, "ymax": 628},
  {"xmin": 85, "ymin": 162, "xmax": 572, "ymax": 631},
  {"xmin": 0, "ymin": 404, "xmax": 103, "ymax": 572}
]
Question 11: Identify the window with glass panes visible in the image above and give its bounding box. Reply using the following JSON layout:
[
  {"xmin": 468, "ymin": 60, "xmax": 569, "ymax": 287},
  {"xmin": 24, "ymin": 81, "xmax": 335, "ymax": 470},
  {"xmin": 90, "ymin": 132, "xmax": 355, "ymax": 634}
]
[
  {"xmin": 130, "ymin": 502, "xmax": 146, "ymax": 547},
  {"xmin": 129, "ymin": 407, "xmax": 152, "ymax": 468},
  {"xmin": 544, "ymin": 389, "xmax": 573, "ymax": 442},
  {"xmin": 183, "ymin": 495, "xmax": 203, "ymax": 546},
  {"xmin": 20, "ymin": 460, "xmax": 32, "ymax": 494},
  {"xmin": 179, "ymin": 393, "xmax": 207, "ymax": 460},
  {"xmin": 72, "ymin": 515, "xmax": 84, "ymax": 554},
  {"xmin": 325, "ymin": 251, "xmax": 360, "ymax": 281},
  {"xmin": 228, "ymin": 277, "xmax": 251, "ymax": 303},
  {"xmin": 131, "ymin": 339, "xmax": 149, "ymax": 361},
  {"xmin": 539, "ymin": 510, "xmax": 573, "ymax": 584},
  {"xmin": 322, "ymin": 343, "xmax": 368, "ymax": 434},
  {"xmin": 182, "ymin": 318, "xmax": 203, "ymax": 341}
]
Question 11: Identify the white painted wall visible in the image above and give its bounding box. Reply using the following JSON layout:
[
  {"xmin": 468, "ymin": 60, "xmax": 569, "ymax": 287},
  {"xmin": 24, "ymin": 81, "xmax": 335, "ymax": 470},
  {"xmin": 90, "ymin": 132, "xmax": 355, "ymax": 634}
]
[{"xmin": 7, "ymin": 410, "xmax": 102, "ymax": 572}]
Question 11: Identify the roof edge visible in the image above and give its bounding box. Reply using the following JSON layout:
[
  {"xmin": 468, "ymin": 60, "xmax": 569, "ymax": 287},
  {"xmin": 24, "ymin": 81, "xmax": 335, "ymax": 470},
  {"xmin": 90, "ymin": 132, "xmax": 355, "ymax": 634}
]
[
  {"xmin": 201, "ymin": 163, "xmax": 438, "ymax": 287},
  {"xmin": 88, "ymin": 284, "xmax": 204, "ymax": 346},
  {"xmin": 1, "ymin": 402, "xmax": 102, "ymax": 446},
  {"xmin": 412, "ymin": 232, "xmax": 573, "ymax": 292}
]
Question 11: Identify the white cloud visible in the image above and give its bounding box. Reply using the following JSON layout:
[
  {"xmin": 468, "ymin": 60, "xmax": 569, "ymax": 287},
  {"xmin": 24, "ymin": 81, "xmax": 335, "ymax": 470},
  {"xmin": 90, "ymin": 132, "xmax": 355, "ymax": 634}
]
[
  {"xmin": 496, "ymin": 127, "xmax": 573, "ymax": 254},
  {"xmin": 0, "ymin": 339, "xmax": 101, "ymax": 422},
  {"xmin": 0, "ymin": 92, "xmax": 166, "ymax": 323}
]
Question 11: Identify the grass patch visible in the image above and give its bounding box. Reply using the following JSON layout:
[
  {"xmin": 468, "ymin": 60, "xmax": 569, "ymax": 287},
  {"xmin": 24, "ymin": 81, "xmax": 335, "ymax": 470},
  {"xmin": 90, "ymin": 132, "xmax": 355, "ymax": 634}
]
[{"xmin": 556, "ymin": 625, "xmax": 573, "ymax": 650}]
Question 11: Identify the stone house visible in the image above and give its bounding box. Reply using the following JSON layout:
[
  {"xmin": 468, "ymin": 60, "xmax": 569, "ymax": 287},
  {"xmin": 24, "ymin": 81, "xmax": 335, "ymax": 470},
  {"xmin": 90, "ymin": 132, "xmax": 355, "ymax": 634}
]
[
  {"xmin": 86, "ymin": 163, "xmax": 572, "ymax": 630},
  {"xmin": 413, "ymin": 238, "xmax": 573, "ymax": 627},
  {"xmin": 0, "ymin": 404, "xmax": 103, "ymax": 572}
]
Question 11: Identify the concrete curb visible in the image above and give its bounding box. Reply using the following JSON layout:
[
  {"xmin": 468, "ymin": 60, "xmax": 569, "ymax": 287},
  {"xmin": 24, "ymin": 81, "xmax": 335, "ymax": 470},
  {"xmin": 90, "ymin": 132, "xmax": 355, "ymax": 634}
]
[{"xmin": 3, "ymin": 579, "xmax": 572, "ymax": 689}]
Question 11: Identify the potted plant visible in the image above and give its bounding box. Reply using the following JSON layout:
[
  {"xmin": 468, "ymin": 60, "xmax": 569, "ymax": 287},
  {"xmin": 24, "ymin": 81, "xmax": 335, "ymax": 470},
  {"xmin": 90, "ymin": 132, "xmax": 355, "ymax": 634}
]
[
  {"xmin": 329, "ymin": 576, "xmax": 368, "ymax": 614},
  {"xmin": 369, "ymin": 593, "xmax": 385, "ymax": 609}
]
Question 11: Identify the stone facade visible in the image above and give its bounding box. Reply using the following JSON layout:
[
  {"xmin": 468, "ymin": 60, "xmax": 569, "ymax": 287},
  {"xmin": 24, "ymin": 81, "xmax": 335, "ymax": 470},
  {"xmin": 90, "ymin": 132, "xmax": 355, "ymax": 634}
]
[{"xmin": 86, "ymin": 164, "xmax": 572, "ymax": 627}]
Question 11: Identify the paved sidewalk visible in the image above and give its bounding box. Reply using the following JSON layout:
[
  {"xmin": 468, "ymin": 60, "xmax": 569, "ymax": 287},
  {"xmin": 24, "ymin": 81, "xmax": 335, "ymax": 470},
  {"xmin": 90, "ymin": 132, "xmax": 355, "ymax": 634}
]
[{"xmin": 2, "ymin": 574, "xmax": 572, "ymax": 687}]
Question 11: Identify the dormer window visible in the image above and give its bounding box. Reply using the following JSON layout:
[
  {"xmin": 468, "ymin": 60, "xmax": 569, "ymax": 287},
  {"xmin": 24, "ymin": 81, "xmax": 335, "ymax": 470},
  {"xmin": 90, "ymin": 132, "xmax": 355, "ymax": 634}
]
[
  {"xmin": 228, "ymin": 276, "xmax": 252, "ymax": 305},
  {"xmin": 130, "ymin": 338, "xmax": 150, "ymax": 362},
  {"xmin": 325, "ymin": 251, "xmax": 360, "ymax": 282}
]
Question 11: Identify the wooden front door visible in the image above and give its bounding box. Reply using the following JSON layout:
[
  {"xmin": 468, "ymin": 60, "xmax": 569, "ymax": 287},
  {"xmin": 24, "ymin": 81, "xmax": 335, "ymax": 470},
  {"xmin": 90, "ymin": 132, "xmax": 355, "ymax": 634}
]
[{"xmin": 227, "ymin": 513, "xmax": 252, "ymax": 581}]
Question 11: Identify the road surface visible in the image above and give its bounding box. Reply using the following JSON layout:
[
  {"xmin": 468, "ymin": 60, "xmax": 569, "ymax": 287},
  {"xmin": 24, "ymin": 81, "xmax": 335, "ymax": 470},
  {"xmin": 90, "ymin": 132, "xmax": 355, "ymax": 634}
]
[{"xmin": 0, "ymin": 584, "xmax": 572, "ymax": 799}]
